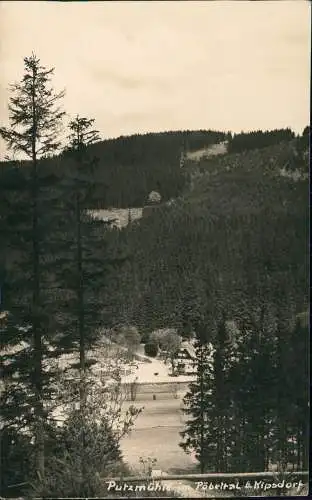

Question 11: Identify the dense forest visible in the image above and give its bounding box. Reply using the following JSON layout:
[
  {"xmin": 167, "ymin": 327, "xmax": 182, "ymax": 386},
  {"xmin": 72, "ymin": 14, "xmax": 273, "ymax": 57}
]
[
  {"xmin": 114, "ymin": 143, "xmax": 309, "ymax": 333},
  {"xmin": 2, "ymin": 126, "xmax": 307, "ymax": 209},
  {"xmin": 227, "ymin": 128, "xmax": 296, "ymax": 154},
  {"xmin": 0, "ymin": 129, "xmax": 227, "ymax": 209},
  {"xmin": 0, "ymin": 52, "xmax": 309, "ymax": 498},
  {"xmin": 112, "ymin": 139, "xmax": 309, "ymax": 477}
]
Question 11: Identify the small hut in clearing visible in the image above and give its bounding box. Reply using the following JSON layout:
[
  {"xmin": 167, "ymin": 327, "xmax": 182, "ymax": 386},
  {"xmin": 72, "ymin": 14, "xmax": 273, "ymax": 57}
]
[{"xmin": 142, "ymin": 190, "xmax": 162, "ymax": 218}]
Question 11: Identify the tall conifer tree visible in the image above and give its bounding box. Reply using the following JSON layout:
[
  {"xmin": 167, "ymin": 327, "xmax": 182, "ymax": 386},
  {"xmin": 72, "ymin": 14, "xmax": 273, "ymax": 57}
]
[
  {"xmin": 47, "ymin": 116, "xmax": 127, "ymax": 491},
  {"xmin": 180, "ymin": 315, "xmax": 235, "ymax": 472},
  {"xmin": 0, "ymin": 53, "xmax": 65, "ymax": 478}
]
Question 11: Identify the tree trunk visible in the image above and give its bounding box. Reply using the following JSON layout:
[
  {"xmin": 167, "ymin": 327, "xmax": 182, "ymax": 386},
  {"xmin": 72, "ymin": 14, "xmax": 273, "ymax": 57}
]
[
  {"xmin": 76, "ymin": 186, "xmax": 87, "ymax": 496},
  {"xmin": 171, "ymin": 355, "xmax": 175, "ymax": 375},
  {"xmin": 257, "ymin": 425, "xmax": 266, "ymax": 471},
  {"xmin": 31, "ymin": 70, "xmax": 45, "ymax": 479},
  {"xmin": 214, "ymin": 347, "xmax": 225, "ymax": 472},
  {"xmin": 199, "ymin": 344, "xmax": 205, "ymax": 473},
  {"xmin": 76, "ymin": 194, "xmax": 86, "ymax": 406},
  {"xmin": 301, "ymin": 420, "xmax": 308, "ymax": 469},
  {"xmin": 296, "ymin": 427, "xmax": 301, "ymax": 469}
]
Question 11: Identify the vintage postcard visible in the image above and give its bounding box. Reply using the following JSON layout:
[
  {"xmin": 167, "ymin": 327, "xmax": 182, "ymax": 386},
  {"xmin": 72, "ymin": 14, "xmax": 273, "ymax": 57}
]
[{"xmin": 0, "ymin": 1, "xmax": 310, "ymax": 498}]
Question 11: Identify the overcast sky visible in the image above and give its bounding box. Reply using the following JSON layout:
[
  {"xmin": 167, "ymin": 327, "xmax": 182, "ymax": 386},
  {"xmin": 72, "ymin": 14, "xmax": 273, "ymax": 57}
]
[{"xmin": 0, "ymin": 1, "xmax": 310, "ymax": 158}]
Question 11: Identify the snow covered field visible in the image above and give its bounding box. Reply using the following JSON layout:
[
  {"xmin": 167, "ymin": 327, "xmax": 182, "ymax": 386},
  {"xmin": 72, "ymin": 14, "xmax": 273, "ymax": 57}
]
[
  {"xmin": 2, "ymin": 336, "xmax": 198, "ymax": 477},
  {"xmin": 186, "ymin": 142, "xmax": 228, "ymax": 161},
  {"xmin": 88, "ymin": 207, "xmax": 143, "ymax": 228},
  {"xmin": 121, "ymin": 396, "xmax": 196, "ymax": 474},
  {"xmin": 120, "ymin": 356, "xmax": 195, "ymax": 385}
]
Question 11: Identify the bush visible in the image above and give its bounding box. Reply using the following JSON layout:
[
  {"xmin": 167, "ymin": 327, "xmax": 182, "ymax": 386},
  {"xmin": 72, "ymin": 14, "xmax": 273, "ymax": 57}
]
[
  {"xmin": 149, "ymin": 331, "xmax": 164, "ymax": 348},
  {"xmin": 30, "ymin": 371, "xmax": 141, "ymax": 498},
  {"xmin": 144, "ymin": 342, "xmax": 158, "ymax": 357},
  {"xmin": 32, "ymin": 411, "xmax": 123, "ymax": 498},
  {"xmin": 117, "ymin": 326, "xmax": 141, "ymax": 358},
  {"xmin": 150, "ymin": 329, "xmax": 180, "ymax": 351},
  {"xmin": 140, "ymin": 330, "xmax": 151, "ymax": 344}
]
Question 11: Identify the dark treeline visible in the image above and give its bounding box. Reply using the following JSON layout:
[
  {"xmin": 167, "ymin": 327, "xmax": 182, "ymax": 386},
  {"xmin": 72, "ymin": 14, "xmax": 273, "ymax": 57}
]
[
  {"xmin": 1, "ymin": 126, "xmax": 306, "ymax": 209},
  {"xmin": 0, "ymin": 129, "xmax": 227, "ymax": 209},
  {"xmin": 181, "ymin": 310, "xmax": 309, "ymax": 474},
  {"xmin": 228, "ymin": 128, "xmax": 296, "ymax": 154},
  {"xmin": 296, "ymin": 125, "xmax": 310, "ymax": 153}
]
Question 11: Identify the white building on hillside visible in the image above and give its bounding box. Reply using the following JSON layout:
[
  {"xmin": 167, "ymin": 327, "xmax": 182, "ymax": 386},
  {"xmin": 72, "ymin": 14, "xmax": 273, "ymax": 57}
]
[{"xmin": 175, "ymin": 341, "xmax": 196, "ymax": 374}]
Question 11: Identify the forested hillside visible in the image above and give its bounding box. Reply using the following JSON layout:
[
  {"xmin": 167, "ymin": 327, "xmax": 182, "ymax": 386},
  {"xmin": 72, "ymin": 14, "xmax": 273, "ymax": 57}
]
[
  {"xmin": 2, "ymin": 128, "xmax": 308, "ymax": 334},
  {"xmin": 109, "ymin": 137, "xmax": 309, "ymax": 475},
  {"xmin": 114, "ymin": 139, "xmax": 309, "ymax": 334},
  {"xmin": 1, "ymin": 127, "xmax": 307, "ymax": 210},
  {"xmin": 0, "ymin": 129, "xmax": 227, "ymax": 209}
]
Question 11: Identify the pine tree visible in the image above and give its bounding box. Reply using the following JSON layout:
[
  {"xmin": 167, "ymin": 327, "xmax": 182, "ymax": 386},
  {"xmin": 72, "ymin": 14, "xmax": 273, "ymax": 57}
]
[
  {"xmin": 180, "ymin": 315, "xmax": 235, "ymax": 472},
  {"xmin": 289, "ymin": 314, "xmax": 309, "ymax": 469},
  {"xmin": 180, "ymin": 337, "xmax": 214, "ymax": 472},
  {"xmin": 227, "ymin": 291, "xmax": 308, "ymax": 473},
  {"xmin": 0, "ymin": 53, "xmax": 65, "ymax": 478},
  {"xmin": 291, "ymin": 314, "xmax": 309, "ymax": 469},
  {"xmin": 270, "ymin": 309, "xmax": 309, "ymax": 470},
  {"xmin": 228, "ymin": 309, "xmax": 277, "ymax": 472},
  {"xmin": 46, "ymin": 116, "xmax": 128, "ymax": 492},
  {"xmin": 66, "ymin": 116, "xmax": 101, "ymax": 408},
  {"xmin": 213, "ymin": 316, "xmax": 233, "ymax": 472}
]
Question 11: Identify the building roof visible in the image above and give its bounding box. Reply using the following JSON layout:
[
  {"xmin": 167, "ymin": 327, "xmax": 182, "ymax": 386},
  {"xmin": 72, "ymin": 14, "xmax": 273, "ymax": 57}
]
[
  {"xmin": 147, "ymin": 191, "xmax": 162, "ymax": 204},
  {"xmin": 180, "ymin": 341, "xmax": 196, "ymax": 359}
]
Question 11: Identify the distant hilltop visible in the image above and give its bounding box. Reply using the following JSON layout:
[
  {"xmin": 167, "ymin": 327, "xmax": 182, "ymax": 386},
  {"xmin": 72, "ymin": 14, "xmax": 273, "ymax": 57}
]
[
  {"xmin": 86, "ymin": 128, "xmax": 308, "ymax": 227},
  {"xmin": 1, "ymin": 127, "xmax": 306, "ymax": 210}
]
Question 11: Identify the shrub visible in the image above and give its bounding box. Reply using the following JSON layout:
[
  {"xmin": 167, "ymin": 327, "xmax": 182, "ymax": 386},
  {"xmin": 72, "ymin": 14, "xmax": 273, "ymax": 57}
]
[
  {"xmin": 30, "ymin": 371, "xmax": 141, "ymax": 498},
  {"xmin": 117, "ymin": 326, "xmax": 141, "ymax": 347},
  {"xmin": 144, "ymin": 342, "xmax": 158, "ymax": 357},
  {"xmin": 140, "ymin": 331, "xmax": 151, "ymax": 344},
  {"xmin": 116, "ymin": 326, "xmax": 141, "ymax": 359},
  {"xmin": 31, "ymin": 412, "xmax": 123, "ymax": 498},
  {"xmin": 149, "ymin": 331, "xmax": 163, "ymax": 348}
]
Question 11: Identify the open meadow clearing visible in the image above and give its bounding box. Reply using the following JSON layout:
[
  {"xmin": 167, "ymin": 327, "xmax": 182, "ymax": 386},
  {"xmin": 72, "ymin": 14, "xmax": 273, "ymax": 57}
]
[{"xmin": 121, "ymin": 395, "xmax": 196, "ymax": 474}]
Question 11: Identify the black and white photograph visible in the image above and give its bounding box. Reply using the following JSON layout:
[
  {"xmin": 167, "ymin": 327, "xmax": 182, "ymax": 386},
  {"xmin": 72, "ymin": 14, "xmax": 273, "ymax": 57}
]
[{"xmin": 0, "ymin": 1, "xmax": 310, "ymax": 498}]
